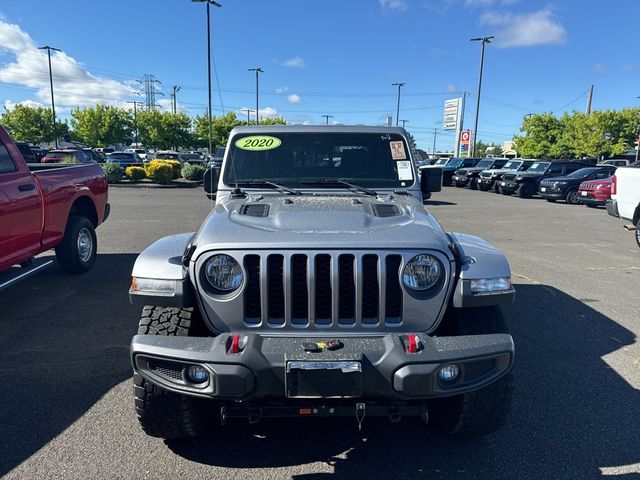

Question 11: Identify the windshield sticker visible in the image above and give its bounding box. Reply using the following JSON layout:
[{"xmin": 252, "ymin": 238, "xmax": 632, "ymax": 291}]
[
  {"xmin": 396, "ymin": 160, "xmax": 413, "ymax": 180},
  {"xmin": 235, "ymin": 136, "xmax": 282, "ymax": 151},
  {"xmin": 390, "ymin": 141, "xmax": 406, "ymax": 160},
  {"xmin": 530, "ymin": 163, "xmax": 540, "ymax": 169}
]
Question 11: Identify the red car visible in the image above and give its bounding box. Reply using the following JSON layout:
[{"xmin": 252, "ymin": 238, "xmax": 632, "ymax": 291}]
[
  {"xmin": 578, "ymin": 177, "xmax": 613, "ymax": 208},
  {"xmin": 0, "ymin": 125, "xmax": 109, "ymax": 288},
  {"xmin": 42, "ymin": 149, "xmax": 93, "ymax": 164}
]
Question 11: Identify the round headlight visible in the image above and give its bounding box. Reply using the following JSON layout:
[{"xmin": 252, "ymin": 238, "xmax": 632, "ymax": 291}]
[
  {"xmin": 205, "ymin": 254, "xmax": 243, "ymax": 291},
  {"xmin": 402, "ymin": 254, "xmax": 442, "ymax": 291}
]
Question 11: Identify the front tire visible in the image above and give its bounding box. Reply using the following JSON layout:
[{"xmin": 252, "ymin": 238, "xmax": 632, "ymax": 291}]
[
  {"xmin": 55, "ymin": 216, "xmax": 97, "ymax": 274},
  {"xmin": 430, "ymin": 306, "xmax": 514, "ymax": 436},
  {"xmin": 134, "ymin": 307, "xmax": 216, "ymax": 439},
  {"xmin": 565, "ymin": 189, "xmax": 581, "ymax": 205},
  {"xmin": 635, "ymin": 222, "xmax": 640, "ymax": 249},
  {"xmin": 469, "ymin": 179, "xmax": 478, "ymax": 190},
  {"xmin": 517, "ymin": 182, "xmax": 535, "ymax": 198}
]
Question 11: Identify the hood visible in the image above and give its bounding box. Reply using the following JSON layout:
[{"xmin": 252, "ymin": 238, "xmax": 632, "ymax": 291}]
[{"xmin": 193, "ymin": 193, "xmax": 452, "ymax": 254}]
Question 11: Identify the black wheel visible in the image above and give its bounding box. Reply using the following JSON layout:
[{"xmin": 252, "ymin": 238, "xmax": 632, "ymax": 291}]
[
  {"xmin": 469, "ymin": 179, "xmax": 478, "ymax": 190},
  {"xmin": 635, "ymin": 222, "xmax": 640, "ymax": 249},
  {"xmin": 54, "ymin": 216, "xmax": 97, "ymax": 274},
  {"xmin": 479, "ymin": 183, "xmax": 489, "ymax": 192},
  {"xmin": 430, "ymin": 306, "xmax": 514, "ymax": 436},
  {"xmin": 565, "ymin": 189, "xmax": 581, "ymax": 205},
  {"xmin": 454, "ymin": 181, "xmax": 464, "ymax": 188},
  {"xmin": 516, "ymin": 182, "xmax": 534, "ymax": 198},
  {"xmin": 493, "ymin": 182, "xmax": 502, "ymax": 194},
  {"xmin": 134, "ymin": 306, "xmax": 217, "ymax": 439}
]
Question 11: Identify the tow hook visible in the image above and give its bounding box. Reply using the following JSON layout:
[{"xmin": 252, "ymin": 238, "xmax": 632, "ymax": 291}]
[{"xmin": 355, "ymin": 403, "xmax": 366, "ymax": 431}]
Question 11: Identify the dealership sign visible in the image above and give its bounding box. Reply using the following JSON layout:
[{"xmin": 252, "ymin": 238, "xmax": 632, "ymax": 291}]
[
  {"xmin": 443, "ymin": 98, "xmax": 461, "ymax": 131},
  {"xmin": 459, "ymin": 130, "xmax": 471, "ymax": 157}
]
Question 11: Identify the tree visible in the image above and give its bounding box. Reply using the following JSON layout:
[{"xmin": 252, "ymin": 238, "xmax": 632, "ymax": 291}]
[
  {"xmin": 513, "ymin": 113, "xmax": 565, "ymax": 158},
  {"xmin": 193, "ymin": 112, "xmax": 287, "ymax": 151},
  {"xmin": 70, "ymin": 105, "xmax": 133, "ymax": 147},
  {"xmin": 474, "ymin": 140, "xmax": 502, "ymax": 157},
  {"xmin": 1, "ymin": 104, "xmax": 68, "ymax": 143},
  {"xmin": 405, "ymin": 132, "xmax": 417, "ymax": 150},
  {"xmin": 137, "ymin": 110, "xmax": 193, "ymax": 150}
]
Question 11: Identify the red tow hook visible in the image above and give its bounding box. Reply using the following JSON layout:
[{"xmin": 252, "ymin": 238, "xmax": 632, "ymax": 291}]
[
  {"xmin": 228, "ymin": 334, "xmax": 243, "ymax": 354},
  {"xmin": 404, "ymin": 333, "xmax": 422, "ymax": 354}
]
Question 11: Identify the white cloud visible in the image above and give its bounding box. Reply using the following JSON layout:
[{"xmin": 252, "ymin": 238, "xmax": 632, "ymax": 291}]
[
  {"xmin": 379, "ymin": 0, "xmax": 408, "ymax": 12},
  {"xmin": 287, "ymin": 94, "xmax": 302, "ymax": 104},
  {"xmin": 4, "ymin": 99, "xmax": 44, "ymax": 110},
  {"xmin": 622, "ymin": 64, "xmax": 635, "ymax": 73},
  {"xmin": 275, "ymin": 86, "xmax": 289, "ymax": 94},
  {"xmin": 593, "ymin": 64, "xmax": 605, "ymax": 74},
  {"xmin": 480, "ymin": 8, "xmax": 566, "ymax": 48},
  {"xmin": 446, "ymin": 84, "xmax": 457, "ymax": 93},
  {"xmin": 0, "ymin": 19, "xmax": 137, "ymax": 108},
  {"xmin": 281, "ymin": 57, "xmax": 305, "ymax": 68}
]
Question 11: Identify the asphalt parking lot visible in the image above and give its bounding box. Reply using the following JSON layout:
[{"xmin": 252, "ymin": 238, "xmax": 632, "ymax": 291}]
[{"xmin": 1, "ymin": 186, "xmax": 638, "ymax": 479}]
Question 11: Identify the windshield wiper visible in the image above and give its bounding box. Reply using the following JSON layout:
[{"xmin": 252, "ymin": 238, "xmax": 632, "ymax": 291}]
[
  {"xmin": 300, "ymin": 179, "xmax": 378, "ymax": 196},
  {"xmin": 234, "ymin": 180, "xmax": 302, "ymax": 195}
]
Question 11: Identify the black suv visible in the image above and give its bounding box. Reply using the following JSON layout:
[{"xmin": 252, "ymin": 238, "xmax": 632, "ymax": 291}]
[
  {"xmin": 501, "ymin": 160, "xmax": 593, "ymax": 198},
  {"xmin": 539, "ymin": 165, "xmax": 617, "ymax": 204},
  {"xmin": 14, "ymin": 142, "xmax": 36, "ymax": 163},
  {"xmin": 453, "ymin": 157, "xmax": 509, "ymax": 189},
  {"xmin": 478, "ymin": 159, "xmax": 534, "ymax": 193}
]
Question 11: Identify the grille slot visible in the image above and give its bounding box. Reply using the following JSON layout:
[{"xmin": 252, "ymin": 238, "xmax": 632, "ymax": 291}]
[
  {"xmin": 314, "ymin": 254, "xmax": 332, "ymax": 325},
  {"xmin": 149, "ymin": 360, "xmax": 184, "ymax": 381},
  {"xmin": 267, "ymin": 255, "xmax": 285, "ymax": 325},
  {"xmin": 243, "ymin": 255, "xmax": 261, "ymax": 325},
  {"xmin": 291, "ymin": 254, "xmax": 308, "ymax": 326},
  {"xmin": 361, "ymin": 254, "xmax": 379, "ymax": 324},
  {"xmin": 338, "ymin": 254, "xmax": 355, "ymax": 325},
  {"xmin": 385, "ymin": 255, "xmax": 403, "ymax": 324}
]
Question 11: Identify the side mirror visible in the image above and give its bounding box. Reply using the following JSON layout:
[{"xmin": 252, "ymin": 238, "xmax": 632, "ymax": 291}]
[
  {"xmin": 420, "ymin": 167, "xmax": 442, "ymax": 202},
  {"xmin": 203, "ymin": 167, "xmax": 218, "ymax": 199}
]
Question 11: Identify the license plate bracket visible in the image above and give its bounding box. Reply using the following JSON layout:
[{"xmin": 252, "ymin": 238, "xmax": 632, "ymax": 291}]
[{"xmin": 285, "ymin": 361, "xmax": 363, "ymax": 398}]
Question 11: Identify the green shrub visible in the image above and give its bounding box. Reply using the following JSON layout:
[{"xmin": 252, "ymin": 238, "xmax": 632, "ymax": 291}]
[
  {"xmin": 125, "ymin": 166, "xmax": 146, "ymax": 182},
  {"xmin": 102, "ymin": 163, "xmax": 123, "ymax": 183},
  {"xmin": 181, "ymin": 164, "xmax": 206, "ymax": 181},
  {"xmin": 146, "ymin": 161, "xmax": 173, "ymax": 185}
]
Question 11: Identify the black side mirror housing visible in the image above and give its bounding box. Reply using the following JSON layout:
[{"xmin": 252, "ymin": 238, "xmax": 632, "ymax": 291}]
[
  {"xmin": 420, "ymin": 167, "xmax": 442, "ymax": 202},
  {"xmin": 203, "ymin": 167, "xmax": 218, "ymax": 199}
]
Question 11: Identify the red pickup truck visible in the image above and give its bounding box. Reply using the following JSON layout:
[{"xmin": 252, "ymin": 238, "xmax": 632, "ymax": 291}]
[{"xmin": 0, "ymin": 125, "xmax": 109, "ymax": 287}]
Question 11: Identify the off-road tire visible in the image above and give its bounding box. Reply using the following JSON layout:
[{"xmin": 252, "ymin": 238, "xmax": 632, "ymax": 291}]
[
  {"xmin": 454, "ymin": 181, "xmax": 464, "ymax": 188},
  {"xmin": 134, "ymin": 306, "xmax": 216, "ymax": 439},
  {"xmin": 493, "ymin": 181, "xmax": 502, "ymax": 193},
  {"xmin": 479, "ymin": 183, "xmax": 489, "ymax": 192},
  {"xmin": 430, "ymin": 306, "xmax": 514, "ymax": 436},
  {"xmin": 55, "ymin": 216, "xmax": 97, "ymax": 274},
  {"xmin": 469, "ymin": 179, "xmax": 478, "ymax": 190},
  {"xmin": 517, "ymin": 182, "xmax": 535, "ymax": 198}
]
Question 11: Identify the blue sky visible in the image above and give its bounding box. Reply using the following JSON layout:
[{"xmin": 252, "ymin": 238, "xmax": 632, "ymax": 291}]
[{"xmin": 0, "ymin": 0, "xmax": 638, "ymax": 151}]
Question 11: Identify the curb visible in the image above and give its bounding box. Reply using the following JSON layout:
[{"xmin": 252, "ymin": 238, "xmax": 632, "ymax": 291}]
[{"xmin": 108, "ymin": 181, "xmax": 202, "ymax": 189}]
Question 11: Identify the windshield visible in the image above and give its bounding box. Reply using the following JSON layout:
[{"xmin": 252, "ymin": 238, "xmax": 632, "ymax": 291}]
[
  {"xmin": 223, "ymin": 132, "xmax": 414, "ymax": 188},
  {"xmin": 527, "ymin": 162, "xmax": 551, "ymax": 172},
  {"xmin": 503, "ymin": 161, "xmax": 521, "ymax": 170},
  {"xmin": 434, "ymin": 158, "xmax": 448, "ymax": 166},
  {"xmin": 214, "ymin": 147, "xmax": 225, "ymax": 158},
  {"xmin": 565, "ymin": 167, "xmax": 599, "ymax": 179},
  {"xmin": 476, "ymin": 160, "xmax": 493, "ymax": 169},
  {"xmin": 110, "ymin": 153, "xmax": 133, "ymax": 159},
  {"xmin": 182, "ymin": 153, "xmax": 201, "ymax": 160}
]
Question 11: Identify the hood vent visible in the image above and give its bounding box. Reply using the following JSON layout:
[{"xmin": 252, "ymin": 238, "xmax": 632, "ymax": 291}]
[
  {"xmin": 240, "ymin": 204, "xmax": 270, "ymax": 217},
  {"xmin": 372, "ymin": 204, "xmax": 401, "ymax": 218}
]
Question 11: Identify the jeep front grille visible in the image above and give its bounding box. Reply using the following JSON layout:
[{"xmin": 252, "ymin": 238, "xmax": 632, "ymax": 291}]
[{"xmin": 197, "ymin": 250, "xmax": 452, "ymax": 334}]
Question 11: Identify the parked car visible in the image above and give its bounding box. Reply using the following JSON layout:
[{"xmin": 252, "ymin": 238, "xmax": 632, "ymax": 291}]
[
  {"xmin": 501, "ymin": 160, "xmax": 592, "ymax": 198},
  {"xmin": 128, "ymin": 125, "xmax": 518, "ymax": 441},
  {"xmin": 106, "ymin": 151, "xmax": 144, "ymax": 168},
  {"xmin": 181, "ymin": 152, "xmax": 207, "ymax": 164},
  {"xmin": 124, "ymin": 148, "xmax": 149, "ymax": 160},
  {"xmin": 478, "ymin": 159, "xmax": 534, "ymax": 193},
  {"xmin": 83, "ymin": 148, "xmax": 105, "ymax": 163},
  {"xmin": 599, "ymin": 159, "xmax": 631, "ymax": 167},
  {"xmin": 420, "ymin": 157, "xmax": 481, "ymax": 186},
  {"xmin": 208, "ymin": 146, "xmax": 225, "ymax": 172},
  {"xmin": 539, "ymin": 166, "xmax": 617, "ymax": 204},
  {"xmin": 0, "ymin": 124, "xmax": 109, "ymax": 287},
  {"xmin": 453, "ymin": 158, "xmax": 509, "ymax": 190},
  {"xmin": 14, "ymin": 142, "xmax": 36, "ymax": 163},
  {"xmin": 42, "ymin": 149, "xmax": 94, "ymax": 164},
  {"xmin": 154, "ymin": 151, "xmax": 187, "ymax": 163},
  {"xmin": 578, "ymin": 176, "xmax": 614, "ymax": 208},
  {"xmin": 607, "ymin": 165, "xmax": 640, "ymax": 248}
]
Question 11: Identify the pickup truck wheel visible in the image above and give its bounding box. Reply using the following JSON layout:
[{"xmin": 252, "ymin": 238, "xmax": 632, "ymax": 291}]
[
  {"xmin": 55, "ymin": 216, "xmax": 97, "ymax": 274},
  {"xmin": 635, "ymin": 222, "xmax": 640, "ymax": 249},
  {"xmin": 565, "ymin": 189, "xmax": 581, "ymax": 205},
  {"xmin": 517, "ymin": 183, "xmax": 534, "ymax": 198},
  {"xmin": 134, "ymin": 306, "xmax": 216, "ymax": 439},
  {"xmin": 430, "ymin": 306, "xmax": 514, "ymax": 436}
]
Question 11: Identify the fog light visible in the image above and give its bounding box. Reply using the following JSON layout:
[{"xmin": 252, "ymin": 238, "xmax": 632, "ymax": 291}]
[
  {"xmin": 186, "ymin": 365, "xmax": 209, "ymax": 384},
  {"xmin": 438, "ymin": 364, "xmax": 460, "ymax": 382}
]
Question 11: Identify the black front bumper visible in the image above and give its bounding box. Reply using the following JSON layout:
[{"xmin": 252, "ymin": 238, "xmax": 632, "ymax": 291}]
[
  {"xmin": 500, "ymin": 180, "xmax": 518, "ymax": 193},
  {"xmin": 539, "ymin": 188, "xmax": 565, "ymax": 200},
  {"xmin": 131, "ymin": 332, "xmax": 514, "ymax": 402}
]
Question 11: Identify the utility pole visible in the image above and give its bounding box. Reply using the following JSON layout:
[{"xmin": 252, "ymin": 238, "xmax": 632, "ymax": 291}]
[
  {"xmin": 241, "ymin": 109, "xmax": 253, "ymax": 124},
  {"xmin": 127, "ymin": 101, "xmax": 143, "ymax": 146},
  {"xmin": 470, "ymin": 36, "xmax": 493, "ymax": 157},
  {"xmin": 392, "ymin": 82, "xmax": 405, "ymax": 126},
  {"xmin": 400, "ymin": 119, "xmax": 409, "ymax": 128},
  {"xmin": 322, "ymin": 115, "xmax": 334, "ymax": 124},
  {"xmin": 38, "ymin": 45, "xmax": 61, "ymax": 148},
  {"xmin": 586, "ymin": 85, "xmax": 594, "ymax": 114},
  {"xmin": 192, "ymin": 0, "xmax": 222, "ymax": 155},
  {"xmin": 171, "ymin": 85, "xmax": 181, "ymax": 114},
  {"xmin": 432, "ymin": 128, "xmax": 438, "ymax": 155},
  {"xmin": 248, "ymin": 67, "xmax": 263, "ymax": 125}
]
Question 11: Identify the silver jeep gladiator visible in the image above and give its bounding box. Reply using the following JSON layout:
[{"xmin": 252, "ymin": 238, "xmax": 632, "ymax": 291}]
[{"xmin": 129, "ymin": 125, "xmax": 515, "ymax": 438}]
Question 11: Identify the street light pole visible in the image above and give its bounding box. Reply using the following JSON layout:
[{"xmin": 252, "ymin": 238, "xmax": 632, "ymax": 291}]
[
  {"xmin": 38, "ymin": 45, "xmax": 61, "ymax": 148},
  {"xmin": 470, "ymin": 36, "xmax": 493, "ymax": 157},
  {"xmin": 249, "ymin": 68, "xmax": 263, "ymax": 125},
  {"xmin": 400, "ymin": 119, "xmax": 409, "ymax": 128},
  {"xmin": 192, "ymin": 0, "xmax": 222, "ymax": 155},
  {"xmin": 322, "ymin": 115, "xmax": 334, "ymax": 124},
  {"xmin": 127, "ymin": 101, "xmax": 143, "ymax": 146},
  {"xmin": 392, "ymin": 83, "xmax": 405, "ymax": 126},
  {"xmin": 171, "ymin": 85, "xmax": 181, "ymax": 114}
]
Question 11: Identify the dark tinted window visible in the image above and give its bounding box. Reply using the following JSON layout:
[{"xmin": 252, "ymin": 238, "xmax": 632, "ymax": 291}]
[
  {"xmin": 16, "ymin": 143, "xmax": 33, "ymax": 156},
  {"xmin": 156, "ymin": 153, "xmax": 179, "ymax": 160},
  {"xmin": 110, "ymin": 153, "xmax": 134, "ymax": 159},
  {"xmin": 566, "ymin": 167, "xmax": 600, "ymax": 179},
  {"xmin": 0, "ymin": 141, "xmax": 17, "ymax": 173},
  {"xmin": 564, "ymin": 164, "xmax": 581, "ymax": 174},
  {"xmin": 547, "ymin": 165, "xmax": 563, "ymax": 174}
]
